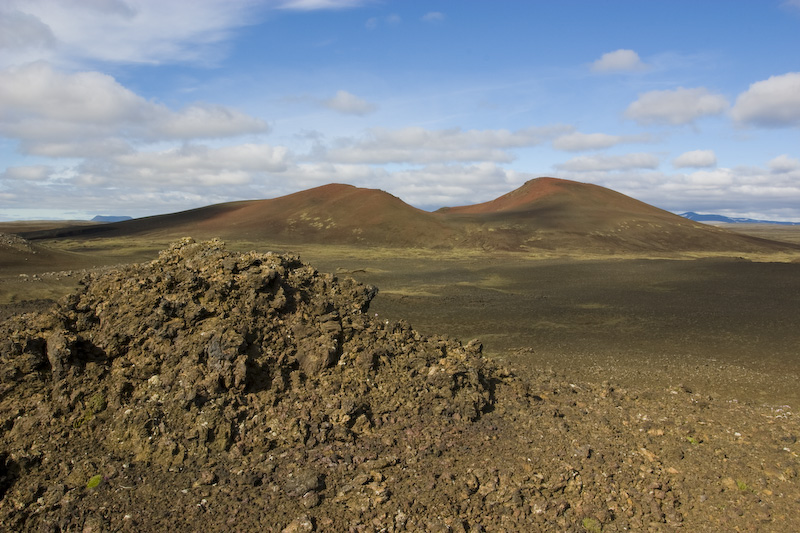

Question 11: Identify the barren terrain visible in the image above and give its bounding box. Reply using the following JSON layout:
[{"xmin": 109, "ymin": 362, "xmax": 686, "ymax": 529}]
[{"xmin": 1, "ymin": 181, "xmax": 800, "ymax": 531}]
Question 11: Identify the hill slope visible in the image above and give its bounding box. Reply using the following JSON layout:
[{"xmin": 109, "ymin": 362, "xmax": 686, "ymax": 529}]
[
  {"xmin": 19, "ymin": 178, "xmax": 800, "ymax": 254},
  {"xmin": 435, "ymin": 177, "xmax": 796, "ymax": 253},
  {"xmin": 22, "ymin": 184, "xmax": 455, "ymax": 248}
]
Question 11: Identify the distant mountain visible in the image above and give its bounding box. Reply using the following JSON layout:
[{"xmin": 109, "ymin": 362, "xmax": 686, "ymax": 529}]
[
  {"xmin": 680, "ymin": 212, "xmax": 800, "ymax": 226},
  {"xmin": 21, "ymin": 179, "xmax": 800, "ymax": 254},
  {"xmin": 92, "ymin": 215, "xmax": 132, "ymax": 223}
]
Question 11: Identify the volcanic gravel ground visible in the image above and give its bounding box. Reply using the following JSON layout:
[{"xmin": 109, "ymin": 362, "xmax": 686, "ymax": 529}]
[{"xmin": 0, "ymin": 239, "xmax": 798, "ymax": 531}]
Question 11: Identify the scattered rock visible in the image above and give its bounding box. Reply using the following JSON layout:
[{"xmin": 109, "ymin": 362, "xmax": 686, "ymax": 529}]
[{"xmin": 0, "ymin": 238, "xmax": 797, "ymax": 531}]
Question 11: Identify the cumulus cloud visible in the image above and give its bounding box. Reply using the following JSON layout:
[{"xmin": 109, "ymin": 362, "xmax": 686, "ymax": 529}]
[
  {"xmin": 552, "ymin": 132, "xmax": 651, "ymax": 152},
  {"xmin": 77, "ymin": 143, "xmax": 289, "ymax": 188},
  {"xmin": 322, "ymin": 90, "xmax": 377, "ymax": 115},
  {"xmin": 673, "ymin": 149, "xmax": 717, "ymax": 168},
  {"xmin": 1, "ymin": 165, "xmax": 52, "ymax": 181},
  {"xmin": 278, "ymin": 161, "xmax": 533, "ymax": 211},
  {"xmin": 389, "ymin": 163, "xmax": 534, "ymax": 209},
  {"xmin": 0, "ymin": 7, "xmax": 56, "ymax": 52},
  {"xmin": 591, "ymin": 49, "xmax": 648, "ymax": 73},
  {"xmin": 115, "ymin": 143, "xmax": 288, "ymax": 173},
  {"xmin": 556, "ymin": 153, "xmax": 660, "ymax": 172},
  {"xmin": 325, "ymin": 125, "xmax": 572, "ymax": 164},
  {"xmin": 0, "ymin": 0, "xmax": 272, "ymax": 67},
  {"xmin": 625, "ymin": 87, "xmax": 729, "ymax": 125},
  {"xmin": 682, "ymin": 168, "xmax": 733, "ymax": 187},
  {"xmin": 0, "ymin": 62, "xmax": 145, "ymax": 124},
  {"xmin": 545, "ymin": 163, "xmax": 800, "ymax": 222},
  {"xmin": 768, "ymin": 154, "xmax": 800, "ymax": 173},
  {"xmin": 0, "ymin": 62, "xmax": 268, "ymax": 155},
  {"xmin": 153, "ymin": 103, "xmax": 269, "ymax": 138},
  {"xmin": 0, "ymin": 0, "xmax": 370, "ymax": 69},
  {"xmin": 20, "ymin": 139, "xmax": 134, "ymax": 158},
  {"xmin": 731, "ymin": 72, "xmax": 800, "ymax": 127}
]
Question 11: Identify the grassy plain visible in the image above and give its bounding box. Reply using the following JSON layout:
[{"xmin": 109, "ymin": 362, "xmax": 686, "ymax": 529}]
[{"xmin": 3, "ymin": 223, "xmax": 800, "ymax": 408}]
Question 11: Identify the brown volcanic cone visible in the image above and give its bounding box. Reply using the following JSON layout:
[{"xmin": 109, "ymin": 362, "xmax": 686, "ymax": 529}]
[
  {"xmin": 436, "ymin": 177, "xmax": 797, "ymax": 253},
  {"xmin": 197, "ymin": 183, "xmax": 455, "ymax": 246},
  {"xmin": 23, "ymin": 184, "xmax": 454, "ymax": 248},
  {"xmin": 21, "ymin": 178, "xmax": 800, "ymax": 254}
]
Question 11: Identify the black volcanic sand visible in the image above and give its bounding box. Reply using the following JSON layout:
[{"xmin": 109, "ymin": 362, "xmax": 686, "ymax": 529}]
[{"xmin": 1, "ymin": 240, "xmax": 799, "ymax": 531}]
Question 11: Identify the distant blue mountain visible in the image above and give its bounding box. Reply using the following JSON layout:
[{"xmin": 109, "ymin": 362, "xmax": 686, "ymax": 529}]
[
  {"xmin": 92, "ymin": 215, "xmax": 132, "ymax": 223},
  {"xmin": 680, "ymin": 212, "xmax": 800, "ymax": 226}
]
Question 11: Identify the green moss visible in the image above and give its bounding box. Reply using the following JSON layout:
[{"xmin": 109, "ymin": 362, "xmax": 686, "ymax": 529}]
[
  {"xmin": 88, "ymin": 393, "xmax": 107, "ymax": 413},
  {"xmin": 73, "ymin": 392, "xmax": 107, "ymax": 428},
  {"xmin": 582, "ymin": 517, "xmax": 602, "ymax": 533}
]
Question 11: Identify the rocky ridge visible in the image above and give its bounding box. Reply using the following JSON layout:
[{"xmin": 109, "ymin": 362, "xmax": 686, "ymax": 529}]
[{"xmin": 0, "ymin": 239, "xmax": 798, "ymax": 531}]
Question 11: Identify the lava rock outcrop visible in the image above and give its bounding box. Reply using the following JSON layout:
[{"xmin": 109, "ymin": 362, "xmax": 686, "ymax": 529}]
[
  {"xmin": 0, "ymin": 239, "xmax": 511, "ymax": 530},
  {"xmin": 2, "ymin": 239, "xmax": 798, "ymax": 532}
]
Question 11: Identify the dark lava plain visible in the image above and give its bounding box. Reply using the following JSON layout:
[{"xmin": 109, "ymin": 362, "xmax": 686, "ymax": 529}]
[
  {"xmin": 322, "ymin": 256, "xmax": 800, "ymax": 408},
  {"xmin": 1, "ymin": 227, "xmax": 800, "ymax": 531},
  {"xmin": 3, "ymin": 232, "xmax": 800, "ymax": 408}
]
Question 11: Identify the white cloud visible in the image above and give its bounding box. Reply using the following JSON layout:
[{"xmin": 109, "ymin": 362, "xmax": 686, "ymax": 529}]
[
  {"xmin": 552, "ymin": 132, "xmax": 651, "ymax": 152},
  {"xmin": 0, "ymin": 62, "xmax": 145, "ymax": 124},
  {"xmin": 325, "ymin": 125, "xmax": 571, "ymax": 164},
  {"xmin": 153, "ymin": 103, "xmax": 269, "ymax": 139},
  {"xmin": 625, "ymin": 87, "xmax": 729, "ymax": 125},
  {"xmin": 0, "ymin": 0, "xmax": 271, "ymax": 67},
  {"xmin": 275, "ymin": 161, "xmax": 533, "ymax": 210},
  {"xmin": 0, "ymin": 7, "xmax": 56, "ymax": 52},
  {"xmin": 1, "ymin": 165, "xmax": 52, "ymax": 181},
  {"xmin": 768, "ymin": 154, "xmax": 800, "ymax": 173},
  {"xmin": 21, "ymin": 139, "xmax": 134, "ymax": 158},
  {"xmin": 389, "ymin": 163, "xmax": 533, "ymax": 208},
  {"xmin": 683, "ymin": 168, "xmax": 734, "ymax": 187},
  {"xmin": 0, "ymin": 0, "xmax": 370, "ymax": 69},
  {"xmin": 591, "ymin": 49, "xmax": 648, "ymax": 72},
  {"xmin": 322, "ymin": 90, "xmax": 377, "ymax": 115},
  {"xmin": 673, "ymin": 149, "xmax": 717, "ymax": 168},
  {"xmin": 552, "ymin": 162, "xmax": 800, "ymax": 222},
  {"xmin": 112, "ymin": 143, "xmax": 288, "ymax": 174},
  {"xmin": 556, "ymin": 153, "xmax": 660, "ymax": 172},
  {"xmin": 0, "ymin": 62, "xmax": 268, "ymax": 155},
  {"xmin": 283, "ymin": 161, "xmax": 382, "ymax": 185},
  {"xmin": 74, "ymin": 143, "xmax": 289, "ymax": 188},
  {"xmin": 422, "ymin": 12, "xmax": 445, "ymax": 23},
  {"xmin": 731, "ymin": 72, "xmax": 800, "ymax": 127}
]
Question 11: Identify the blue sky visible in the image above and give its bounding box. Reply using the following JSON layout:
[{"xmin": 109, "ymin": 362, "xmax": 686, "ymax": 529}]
[{"xmin": 1, "ymin": 0, "xmax": 800, "ymax": 221}]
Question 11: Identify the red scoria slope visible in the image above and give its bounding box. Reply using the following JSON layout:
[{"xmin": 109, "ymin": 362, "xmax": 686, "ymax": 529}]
[{"xmin": 435, "ymin": 177, "xmax": 796, "ymax": 253}]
